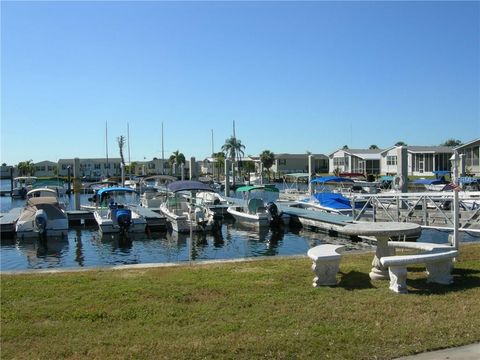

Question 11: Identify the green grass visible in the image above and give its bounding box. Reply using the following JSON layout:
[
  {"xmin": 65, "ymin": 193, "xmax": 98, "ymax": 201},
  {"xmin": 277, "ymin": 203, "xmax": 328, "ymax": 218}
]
[{"xmin": 2, "ymin": 244, "xmax": 480, "ymax": 360}]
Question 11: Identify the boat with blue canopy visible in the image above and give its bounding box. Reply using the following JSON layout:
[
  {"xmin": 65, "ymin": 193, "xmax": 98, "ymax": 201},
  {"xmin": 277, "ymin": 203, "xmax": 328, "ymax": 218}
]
[{"xmin": 295, "ymin": 176, "xmax": 367, "ymax": 216}]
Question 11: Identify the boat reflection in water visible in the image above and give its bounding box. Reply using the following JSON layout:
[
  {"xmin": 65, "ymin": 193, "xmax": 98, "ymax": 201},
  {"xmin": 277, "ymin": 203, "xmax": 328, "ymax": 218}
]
[{"xmin": 13, "ymin": 236, "xmax": 69, "ymax": 269}]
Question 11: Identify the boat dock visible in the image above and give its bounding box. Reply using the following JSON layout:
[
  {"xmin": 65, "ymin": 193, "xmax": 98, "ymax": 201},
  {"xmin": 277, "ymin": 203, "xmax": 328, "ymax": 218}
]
[
  {"xmin": 0, "ymin": 206, "xmax": 167, "ymax": 237},
  {"xmin": 0, "ymin": 208, "xmax": 22, "ymax": 236},
  {"xmin": 277, "ymin": 203, "xmax": 356, "ymax": 238}
]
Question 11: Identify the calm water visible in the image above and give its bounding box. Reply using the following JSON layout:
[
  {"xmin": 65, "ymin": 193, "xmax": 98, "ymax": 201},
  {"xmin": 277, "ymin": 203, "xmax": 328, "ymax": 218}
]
[{"xmin": 1, "ymin": 179, "xmax": 478, "ymax": 271}]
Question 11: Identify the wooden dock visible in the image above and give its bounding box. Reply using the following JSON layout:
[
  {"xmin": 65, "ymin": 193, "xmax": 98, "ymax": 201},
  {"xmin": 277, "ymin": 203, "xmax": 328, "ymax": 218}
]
[
  {"xmin": 0, "ymin": 208, "xmax": 22, "ymax": 237},
  {"xmin": 133, "ymin": 206, "xmax": 166, "ymax": 230}
]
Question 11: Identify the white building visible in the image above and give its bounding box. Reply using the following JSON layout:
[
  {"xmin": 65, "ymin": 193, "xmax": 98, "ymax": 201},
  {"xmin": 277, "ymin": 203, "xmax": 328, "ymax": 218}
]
[
  {"xmin": 329, "ymin": 149, "xmax": 383, "ymax": 175},
  {"xmin": 455, "ymin": 138, "xmax": 480, "ymax": 176},
  {"xmin": 380, "ymin": 146, "xmax": 453, "ymax": 176}
]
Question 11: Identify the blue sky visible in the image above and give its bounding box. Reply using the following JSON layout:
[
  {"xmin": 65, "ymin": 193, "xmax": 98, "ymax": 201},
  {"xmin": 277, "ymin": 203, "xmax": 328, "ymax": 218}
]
[{"xmin": 1, "ymin": 1, "xmax": 479, "ymax": 165}]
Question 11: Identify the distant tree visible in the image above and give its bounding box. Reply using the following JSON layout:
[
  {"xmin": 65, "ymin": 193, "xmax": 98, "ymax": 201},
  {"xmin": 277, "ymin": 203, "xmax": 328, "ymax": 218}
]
[
  {"xmin": 125, "ymin": 161, "xmax": 137, "ymax": 175},
  {"xmin": 441, "ymin": 139, "xmax": 462, "ymax": 147},
  {"xmin": 395, "ymin": 141, "xmax": 407, "ymax": 146},
  {"xmin": 260, "ymin": 150, "xmax": 275, "ymax": 181},
  {"xmin": 213, "ymin": 152, "xmax": 225, "ymax": 179},
  {"xmin": 306, "ymin": 150, "xmax": 312, "ymax": 155},
  {"xmin": 369, "ymin": 144, "xmax": 379, "ymax": 149},
  {"xmin": 342, "ymin": 145, "xmax": 349, "ymax": 150},
  {"xmin": 1, "ymin": 163, "xmax": 6, "ymax": 167},
  {"xmin": 169, "ymin": 150, "xmax": 186, "ymax": 176},
  {"xmin": 17, "ymin": 160, "xmax": 35, "ymax": 176}
]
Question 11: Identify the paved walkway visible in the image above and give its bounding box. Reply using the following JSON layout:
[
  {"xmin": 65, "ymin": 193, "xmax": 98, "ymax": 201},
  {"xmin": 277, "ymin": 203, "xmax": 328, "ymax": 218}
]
[{"xmin": 395, "ymin": 343, "xmax": 480, "ymax": 360}]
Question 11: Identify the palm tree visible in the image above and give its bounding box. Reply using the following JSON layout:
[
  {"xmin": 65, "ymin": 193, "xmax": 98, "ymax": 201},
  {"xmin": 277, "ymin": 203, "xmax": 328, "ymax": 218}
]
[
  {"xmin": 260, "ymin": 150, "xmax": 275, "ymax": 182},
  {"xmin": 342, "ymin": 145, "xmax": 349, "ymax": 150},
  {"xmin": 221, "ymin": 136, "xmax": 246, "ymax": 186},
  {"xmin": 395, "ymin": 141, "xmax": 407, "ymax": 146},
  {"xmin": 169, "ymin": 150, "xmax": 186, "ymax": 176},
  {"xmin": 369, "ymin": 144, "xmax": 379, "ymax": 149},
  {"xmin": 17, "ymin": 160, "xmax": 35, "ymax": 176}
]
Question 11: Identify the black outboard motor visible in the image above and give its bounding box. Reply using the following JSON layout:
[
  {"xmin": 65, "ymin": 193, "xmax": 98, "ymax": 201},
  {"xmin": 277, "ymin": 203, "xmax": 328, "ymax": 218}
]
[
  {"xmin": 116, "ymin": 208, "xmax": 132, "ymax": 234},
  {"xmin": 267, "ymin": 202, "xmax": 282, "ymax": 224},
  {"xmin": 34, "ymin": 209, "xmax": 48, "ymax": 236}
]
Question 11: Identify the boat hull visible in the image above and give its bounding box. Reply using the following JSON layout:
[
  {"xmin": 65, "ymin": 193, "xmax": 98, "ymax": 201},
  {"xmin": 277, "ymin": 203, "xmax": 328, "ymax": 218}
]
[
  {"xmin": 227, "ymin": 206, "xmax": 271, "ymax": 227},
  {"xmin": 93, "ymin": 209, "xmax": 147, "ymax": 234}
]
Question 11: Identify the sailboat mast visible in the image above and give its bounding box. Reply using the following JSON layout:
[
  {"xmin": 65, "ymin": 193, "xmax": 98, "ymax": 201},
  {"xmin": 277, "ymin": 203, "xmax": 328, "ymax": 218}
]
[
  {"xmin": 211, "ymin": 129, "xmax": 214, "ymax": 155},
  {"xmin": 105, "ymin": 121, "xmax": 109, "ymax": 177},
  {"xmin": 127, "ymin": 122, "xmax": 131, "ymax": 165},
  {"xmin": 161, "ymin": 122, "xmax": 165, "ymax": 174}
]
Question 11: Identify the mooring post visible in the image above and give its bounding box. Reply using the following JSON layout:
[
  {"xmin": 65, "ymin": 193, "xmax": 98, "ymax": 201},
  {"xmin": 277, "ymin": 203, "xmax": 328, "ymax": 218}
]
[
  {"xmin": 10, "ymin": 167, "xmax": 14, "ymax": 197},
  {"xmin": 452, "ymin": 151, "xmax": 460, "ymax": 249},
  {"xmin": 73, "ymin": 158, "xmax": 81, "ymax": 210},
  {"xmin": 224, "ymin": 159, "xmax": 230, "ymax": 197},
  {"xmin": 67, "ymin": 166, "xmax": 71, "ymax": 195},
  {"xmin": 189, "ymin": 157, "xmax": 196, "ymax": 180},
  {"xmin": 308, "ymin": 155, "xmax": 313, "ymax": 195}
]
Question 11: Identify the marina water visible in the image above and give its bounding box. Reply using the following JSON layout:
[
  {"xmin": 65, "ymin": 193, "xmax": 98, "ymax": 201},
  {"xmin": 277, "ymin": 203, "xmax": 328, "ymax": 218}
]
[{"xmin": 1, "ymin": 179, "xmax": 477, "ymax": 271}]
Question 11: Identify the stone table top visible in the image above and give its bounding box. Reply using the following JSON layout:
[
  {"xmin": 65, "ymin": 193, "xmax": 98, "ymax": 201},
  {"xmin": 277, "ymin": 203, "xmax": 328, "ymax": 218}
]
[{"xmin": 342, "ymin": 222, "xmax": 422, "ymax": 237}]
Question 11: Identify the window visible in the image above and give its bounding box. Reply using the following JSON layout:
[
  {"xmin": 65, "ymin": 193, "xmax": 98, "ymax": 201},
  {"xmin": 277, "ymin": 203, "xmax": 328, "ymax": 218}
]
[
  {"xmin": 278, "ymin": 159, "xmax": 286, "ymax": 165},
  {"xmin": 148, "ymin": 163, "xmax": 156, "ymax": 169},
  {"xmin": 333, "ymin": 157, "xmax": 344, "ymax": 166},
  {"xmin": 94, "ymin": 164, "xmax": 101, "ymax": 170},
  {"xmin": 386, "ymin": 156, "xmax": 397, "ymax": 166}
]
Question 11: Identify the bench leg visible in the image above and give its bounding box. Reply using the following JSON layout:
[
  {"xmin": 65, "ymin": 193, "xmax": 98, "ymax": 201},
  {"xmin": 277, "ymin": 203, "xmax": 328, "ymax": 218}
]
[
  {"xmin": 388, "ymin": 266, "xmax": 408, "ymax": 294},
  {"xmin": 426, "ymin": 260, "xmax": 454, "ymax": 285},
  {"xmin": 311, "ymin": 258, "xmax": 341, "ymax": 287}
]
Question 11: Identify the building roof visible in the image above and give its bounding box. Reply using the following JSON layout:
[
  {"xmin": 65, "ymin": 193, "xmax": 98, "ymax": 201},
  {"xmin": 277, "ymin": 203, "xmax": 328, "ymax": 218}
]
[
  {"xmin": 454, "ymin": 138, "xmax": 480, "ymax": 150},
  {"xmin": 275, "ymin": 153, "xmax": 328, "ymax": 160},
  {"xmin": 380, "ymin": 145, "xmax": 454, "ymax": 155}
]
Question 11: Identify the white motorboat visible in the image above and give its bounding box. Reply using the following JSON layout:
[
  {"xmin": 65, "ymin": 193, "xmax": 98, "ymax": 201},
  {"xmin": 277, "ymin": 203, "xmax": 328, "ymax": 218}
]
[
  {"xmin": 139, "ymin": 175, "xmax": 176, "ymax": 208},
  {"xmin": 226, "ymin": 185, "xmax": 289, "ymax": 227},
  {"xmin": 11, "ymin": 176, "xmax": 37, "ymax": 198},
  {"xmin": 160, "ymin": 180, "xmax": 216, "ymax": 233},
  {"xmin": 91, "ymin": 187, "xmax": 147, "ymax": 234},
  {"xmin": 15, "ymin": 188, "xmax": 68, "ymax": 238}
]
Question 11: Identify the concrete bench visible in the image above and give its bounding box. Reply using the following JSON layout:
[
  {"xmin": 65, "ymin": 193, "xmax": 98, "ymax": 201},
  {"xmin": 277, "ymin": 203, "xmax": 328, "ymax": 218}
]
[
  {"xmin": 307, "ymin": 244, "xmax": 345, "ymax": 287},
  {"xmin": 380, "ymin": 242, "xmax": 458, "ymax": 294}
]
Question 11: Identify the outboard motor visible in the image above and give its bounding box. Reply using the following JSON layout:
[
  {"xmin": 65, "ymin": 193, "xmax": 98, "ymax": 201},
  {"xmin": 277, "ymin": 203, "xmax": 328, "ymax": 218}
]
[
  {"xmin": 115, "ymin": 208, "xmax": 132, "ymax": 234},
  {"xmin": 266, "ymin": 202, "xmax": 282, "ymax": 224},
  {"xmin": 34, "ymin": 209, "xmax": 48, "ymax": 236}
]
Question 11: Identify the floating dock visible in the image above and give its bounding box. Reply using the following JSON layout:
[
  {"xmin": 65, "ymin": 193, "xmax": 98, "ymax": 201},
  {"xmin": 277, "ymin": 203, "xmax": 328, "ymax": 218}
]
[{"xmin": 0, "ymin": 206, "xmax": 167, "ymax": 237}]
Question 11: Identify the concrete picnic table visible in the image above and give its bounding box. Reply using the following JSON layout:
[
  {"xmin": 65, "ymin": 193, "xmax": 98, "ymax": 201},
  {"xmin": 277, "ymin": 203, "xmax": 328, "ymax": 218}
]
[{"xmin": 342, "ymin": 222, "xmax": 422, "ymax": 280}]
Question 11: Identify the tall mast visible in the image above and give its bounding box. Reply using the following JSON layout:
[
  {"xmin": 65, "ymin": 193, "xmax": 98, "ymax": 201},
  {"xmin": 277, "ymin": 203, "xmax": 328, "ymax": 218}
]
[
  {"xmin": 161, "ymin": 122, "xmax": 165, "ymax": 174},
  {"xmin": 127, "ymin": 122, "xmax": 131, "ymax": 165},
  {"xmin": 211, "ymin": 129, "xmax": 214, "ymax": 155},
  {"xmin": 105, "ymin": 121, "xmax": 109, "ymax": 176}
]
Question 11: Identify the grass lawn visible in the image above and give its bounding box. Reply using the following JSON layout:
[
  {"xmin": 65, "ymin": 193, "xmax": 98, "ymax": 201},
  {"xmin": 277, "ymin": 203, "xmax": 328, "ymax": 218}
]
[{"xmin": 2, "ymin": 243, "xmax": 480, "ymax": 360}]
